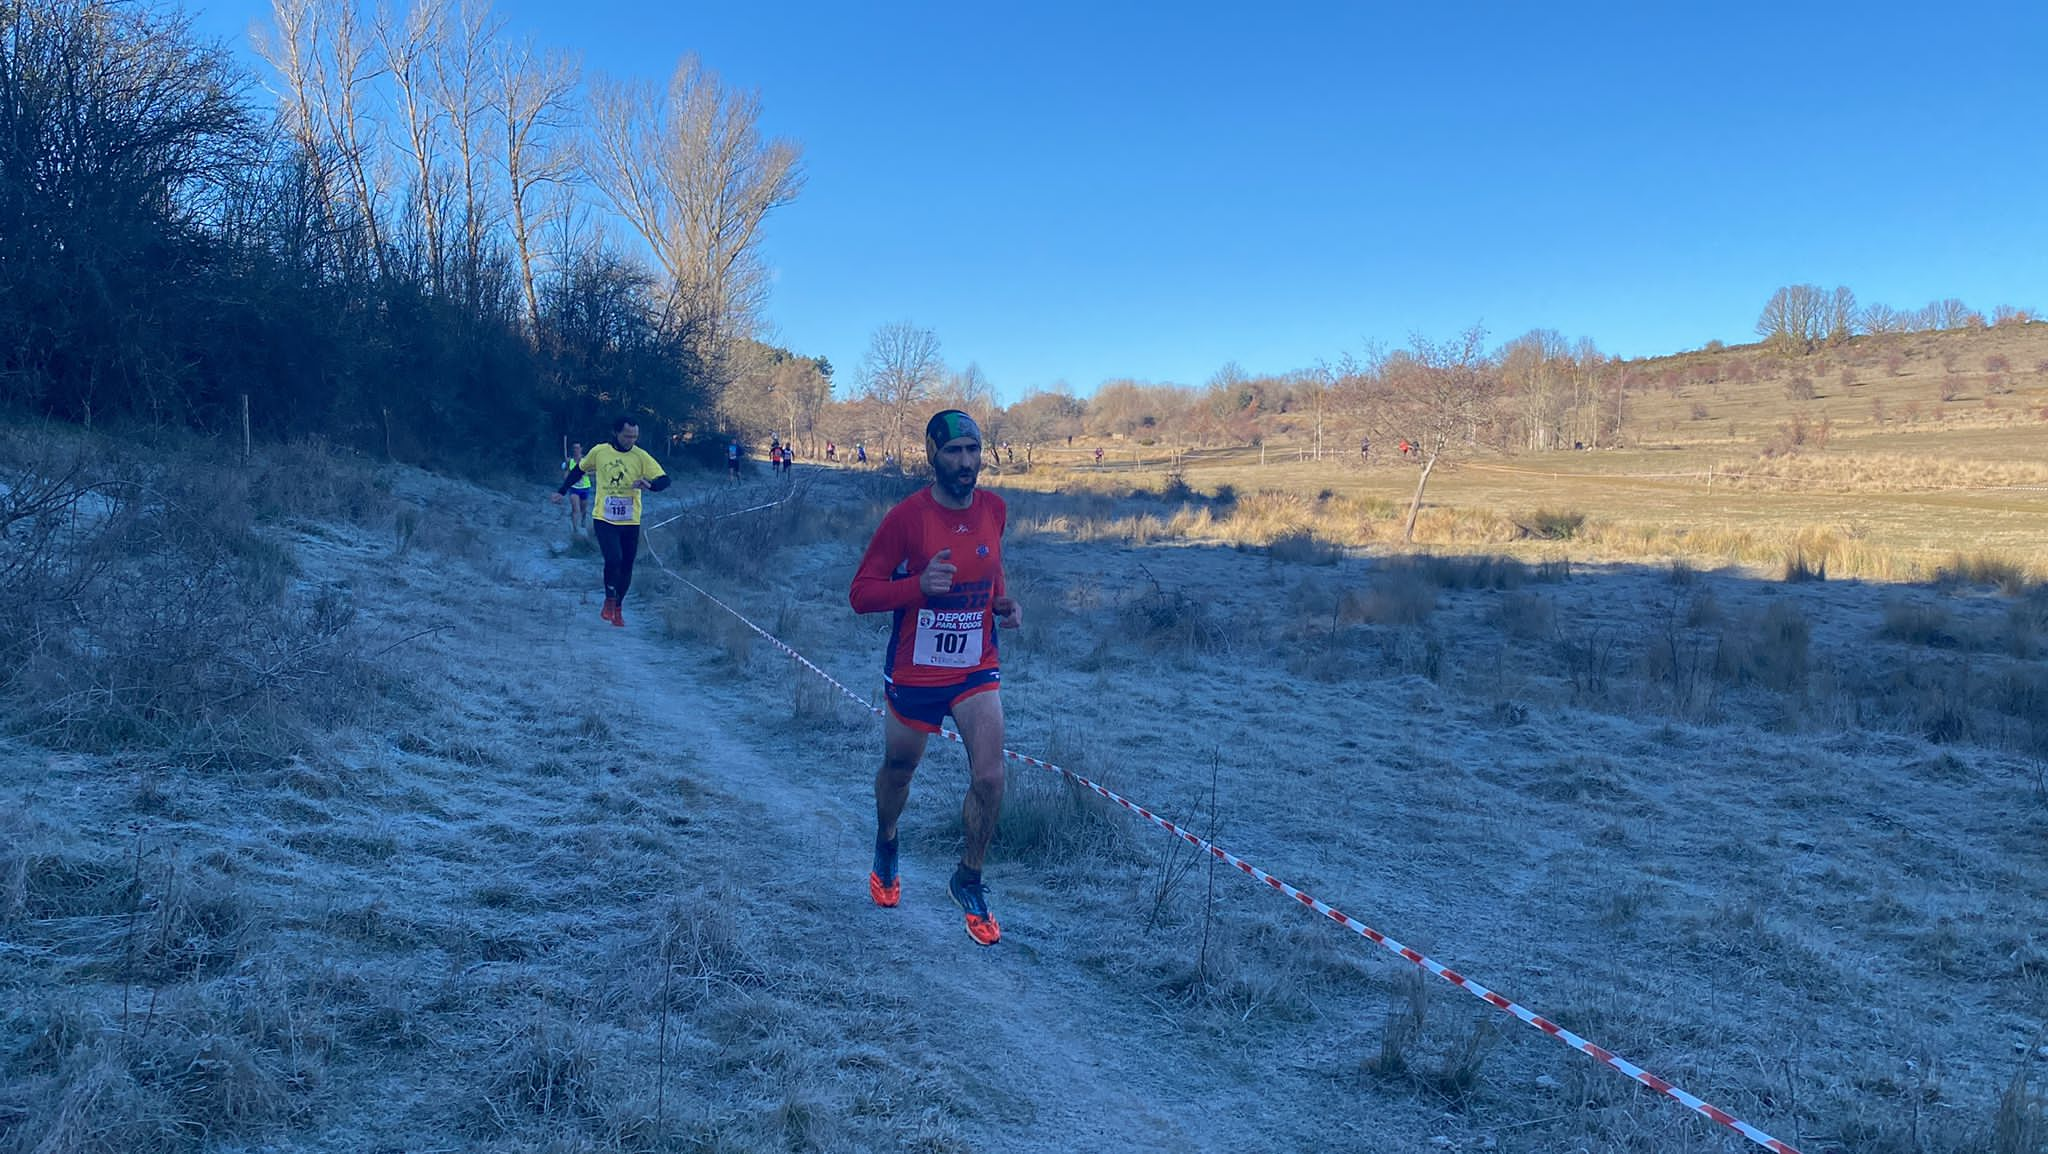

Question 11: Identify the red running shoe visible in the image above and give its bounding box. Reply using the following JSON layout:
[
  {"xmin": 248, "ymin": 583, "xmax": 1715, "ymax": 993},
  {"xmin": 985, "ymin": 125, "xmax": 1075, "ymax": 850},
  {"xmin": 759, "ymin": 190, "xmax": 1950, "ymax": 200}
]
[
  {"xmin": 949, "ymin": 864, "xmax": 1000, "ymax": 946},
  {"xmin": 869, "ymin": 836, "xmax": 900, "ymax": 907}
]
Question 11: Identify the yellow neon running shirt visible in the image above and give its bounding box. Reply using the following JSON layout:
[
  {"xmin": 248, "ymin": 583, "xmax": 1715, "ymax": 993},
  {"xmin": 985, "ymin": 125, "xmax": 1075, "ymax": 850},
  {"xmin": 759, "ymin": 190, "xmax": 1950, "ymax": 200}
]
[{"xmin": 578, "ymin": 443, "xmax": 666, "ymax": 525}]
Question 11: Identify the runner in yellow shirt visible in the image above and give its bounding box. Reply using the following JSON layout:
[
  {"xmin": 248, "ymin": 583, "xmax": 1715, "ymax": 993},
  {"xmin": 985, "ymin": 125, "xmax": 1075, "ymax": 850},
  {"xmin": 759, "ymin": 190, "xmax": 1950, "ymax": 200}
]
[
  {"xmin": 560, "ymin": 441, "xmax": 593, "ymax": 537},
  {"xmin": 552, "ymin": 417, "xmax": 671, "ymax": 626}
]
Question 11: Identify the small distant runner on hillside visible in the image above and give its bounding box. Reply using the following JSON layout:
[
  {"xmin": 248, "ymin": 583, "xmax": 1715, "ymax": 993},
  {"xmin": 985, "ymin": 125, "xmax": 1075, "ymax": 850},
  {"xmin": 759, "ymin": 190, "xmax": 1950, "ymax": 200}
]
[
  {"xmin": 560, "ymin": 441, "xmax": 593, "ymax": 536},
  {"xmin": 856, "ymin": 442, "xmax": 868, "ymax": 465},
  {"xmin": 555, "ymin": 417, "xmax": 671, "ymax": 627},
  {"xmin": 849, "ymin": 409, "xmax": 1021, "ymax": 946},
  {"xmin": 727, "ymin": 436, "xmax": 743, "ymax": 482}
]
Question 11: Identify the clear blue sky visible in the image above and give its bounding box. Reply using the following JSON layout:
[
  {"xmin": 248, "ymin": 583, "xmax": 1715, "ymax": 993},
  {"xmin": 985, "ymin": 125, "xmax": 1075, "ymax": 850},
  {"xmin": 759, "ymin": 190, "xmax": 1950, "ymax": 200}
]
[{"xmin": 191, "ymin": 1, "xmax": 2048, "ymax": 402}]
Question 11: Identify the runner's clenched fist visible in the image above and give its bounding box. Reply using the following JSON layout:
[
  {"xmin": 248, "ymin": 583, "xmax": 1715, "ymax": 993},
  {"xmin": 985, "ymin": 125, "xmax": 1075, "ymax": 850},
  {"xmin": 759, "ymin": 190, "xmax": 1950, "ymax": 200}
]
[{"xmin": 919, "ymin": 548, "xmax": 956, "ymax": 596}]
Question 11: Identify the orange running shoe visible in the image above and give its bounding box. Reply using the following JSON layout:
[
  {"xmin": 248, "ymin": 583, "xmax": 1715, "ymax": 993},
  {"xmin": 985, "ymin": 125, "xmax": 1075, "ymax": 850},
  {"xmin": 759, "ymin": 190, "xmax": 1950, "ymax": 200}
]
[
  {"xmin": 610, "ymin": 600, "xmax": 626, "ymax": 628},
  {"xmin": 868, "ymin": 836, "xmax": 900, "ymax": 907},
  {"xmin": 949, "ymin": 864, "xmax": 1000, "ymax": 946},
  {"xmin": 600, "ymin": 597, "xmax": 619, "ymax": 624},
  {"xmin": 868, "ymin": 871, "xmax": 900, "ymax": 907}
]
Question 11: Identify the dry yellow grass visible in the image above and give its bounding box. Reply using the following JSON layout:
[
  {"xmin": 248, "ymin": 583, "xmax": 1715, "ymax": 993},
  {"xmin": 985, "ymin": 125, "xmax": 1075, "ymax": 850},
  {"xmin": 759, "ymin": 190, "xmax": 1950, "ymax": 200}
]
[
  {"xmin": 1712, "ymin": 453, "xmax": 2048, "ymax": 492},
  {"xmin": 1002, "ymin": 464, "xmax": 2038, "ymax": 583},
  {"xmin": 1007, "ymin": 378, "xmax": 2048, "ymax": 580},
  {"xmin": 992, "ymin": 324, "xmax": 2048, "ymax": 582}
]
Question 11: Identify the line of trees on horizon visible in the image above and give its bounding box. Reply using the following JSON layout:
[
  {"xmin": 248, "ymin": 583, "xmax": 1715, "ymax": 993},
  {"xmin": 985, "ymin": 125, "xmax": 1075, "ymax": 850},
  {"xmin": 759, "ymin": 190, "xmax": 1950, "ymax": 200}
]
[
  {"xmin": 733, "ymin": 320, "xmax": 1626, "ymax": 467},
  {"xmin": 720, "ymin": 318, "xmax": 1601, "ymax": 543},
  {"xmin": 1755, "ymin": 284, "xmax": 2036, "ymax": 352},
  {"xmin": 729, "ymin": 279, "xmax": 2038, "ymax": 466},
  {"xmin": 741, "ymin": 298, "xmax": 2037, "ymax": 541}
]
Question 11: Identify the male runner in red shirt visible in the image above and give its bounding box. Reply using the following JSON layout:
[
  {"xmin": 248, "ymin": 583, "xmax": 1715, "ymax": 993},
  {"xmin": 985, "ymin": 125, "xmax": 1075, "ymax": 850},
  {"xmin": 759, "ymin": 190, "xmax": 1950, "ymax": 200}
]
[{"xmin": 849, "ymin": 409, "xmax": 1021, "ymax": 945}]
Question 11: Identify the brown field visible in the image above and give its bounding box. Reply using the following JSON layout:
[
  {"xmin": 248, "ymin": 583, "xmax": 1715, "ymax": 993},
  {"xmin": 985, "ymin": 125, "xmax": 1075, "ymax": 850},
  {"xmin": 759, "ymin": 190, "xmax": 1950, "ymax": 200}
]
[{"xmin": 993, "ymin": 324, "xmax": 2048, "ymax": 583}]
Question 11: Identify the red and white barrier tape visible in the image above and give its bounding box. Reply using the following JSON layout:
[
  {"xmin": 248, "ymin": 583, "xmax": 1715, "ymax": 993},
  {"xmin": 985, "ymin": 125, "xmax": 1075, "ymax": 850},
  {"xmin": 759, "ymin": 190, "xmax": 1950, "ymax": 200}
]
[
  {"xmin": 644, "ymin": 493, "xmax": 793, "ymax": 533},
  {"xmin": 644, "ymin": 551, "xmax": 1800, "ymax": 1154}
]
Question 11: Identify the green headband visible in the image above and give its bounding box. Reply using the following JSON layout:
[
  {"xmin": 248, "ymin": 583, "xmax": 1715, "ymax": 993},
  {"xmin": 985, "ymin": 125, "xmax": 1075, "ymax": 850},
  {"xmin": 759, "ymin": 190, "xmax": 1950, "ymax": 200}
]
[{"xmin": 924, "ymin": 410, "xmax": 982, "ymax": 454}]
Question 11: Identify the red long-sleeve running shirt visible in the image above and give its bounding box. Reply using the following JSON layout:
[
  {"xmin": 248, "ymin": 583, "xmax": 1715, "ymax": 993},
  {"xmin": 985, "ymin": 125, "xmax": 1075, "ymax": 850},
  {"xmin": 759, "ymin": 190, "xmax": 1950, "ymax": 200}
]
[{"xmin": 848, "ymin": 488, "xmax": 1008, "ymax": 687}]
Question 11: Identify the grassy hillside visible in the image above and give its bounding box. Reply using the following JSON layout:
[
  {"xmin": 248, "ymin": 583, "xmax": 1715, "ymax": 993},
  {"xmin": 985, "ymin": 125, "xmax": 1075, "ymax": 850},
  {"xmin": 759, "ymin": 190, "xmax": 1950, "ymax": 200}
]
[
  {"xmin": 1002, "ymin": 324, "xmax": 2048, "ymax": 581},
  {"xmin": 1617, "ymin": 324, "xmax": 2048, "ymax": 451}
]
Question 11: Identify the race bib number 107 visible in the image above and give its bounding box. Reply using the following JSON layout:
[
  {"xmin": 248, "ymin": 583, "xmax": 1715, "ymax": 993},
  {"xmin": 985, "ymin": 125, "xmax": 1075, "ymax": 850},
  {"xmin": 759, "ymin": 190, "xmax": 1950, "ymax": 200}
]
[{"xmin": 912, "ymin": 609, "xmax": 982, "ymax": 668}]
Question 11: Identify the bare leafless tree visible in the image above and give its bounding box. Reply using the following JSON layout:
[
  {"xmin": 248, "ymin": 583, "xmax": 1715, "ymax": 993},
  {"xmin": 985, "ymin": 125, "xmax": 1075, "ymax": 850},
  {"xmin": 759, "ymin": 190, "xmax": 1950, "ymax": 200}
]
[
  {"xmin": 939, "ymin": 362, "xmax": 997, "ymax": 423},
  {"xmin": 859, "ymin": 322, "xmax": 945, "ymax": 456},
  {"xmin": 495, "ymin": 37, "xmax": 577, "ymax": 339},
  {"xmin": 257, "ymin": 0, "xmax": 336, "ymax": 209},
  {"xmin": 1923, "ymin": 298, "xmax": 1973, "ymax": 330},
  {"xmin": 1003, "ymin": 388, "xmax": 1084, "ymax": 463},
  {"xmin": 721, "ymin": 340, "xmax": 828, "ymax": 448},
  {"xmin": 1757, "ymin": 285, "xmax": 1819, "ymax": 351},
  {"xmin": 1756, "ymin": 284, "xmax": 1859, "ymax": 351},
  {"xmin": 586, "ymin": 54, "xmax": 803, "ymax": 354},
  {"xmin": 775, "ymin": 353, "xmax": 833, "ymax": 451},
  {"xmin": 1302, "ymin": 361, "xmax": 1334, "ymax": 460},
  {"xmin": 1859, "ymin": 302, "xmax": 1908, "ymax": 334},
  {"xmin": 312, "ymin": 0, "xmax": 389, "ymax": 279},
  {"xmin": 378, "ymin": 0, "xmax": 449, "ymax": 287},
  {"xmin": 1822, "ymin": 285, "xmax": 1857, "ymax": 345},
  {"xmin": 1371, "ymin": 326, "xmax": 1500, "ymax": 544},
  {"xmin": 432, "ymin": 0, "xmax": 500, "ymax": 300},
  {"xmin": 1497, "ymin": 329, "xmax": 1576, "ymax": 453},
  {"xmin": 1756, "ymin": 286, "xmax": 1803, "ymax": 349}
]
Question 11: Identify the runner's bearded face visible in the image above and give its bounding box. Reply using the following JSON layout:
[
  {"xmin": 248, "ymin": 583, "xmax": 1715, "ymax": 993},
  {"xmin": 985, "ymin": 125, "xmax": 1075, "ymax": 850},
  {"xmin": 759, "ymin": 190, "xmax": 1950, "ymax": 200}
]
[
  {"xmin": 923, "ymin": 410, "xmax": 983, "ymax": 501},
  {"xmin": 930, "ymin": 436, "xmax": 981, "ymax": 499}
]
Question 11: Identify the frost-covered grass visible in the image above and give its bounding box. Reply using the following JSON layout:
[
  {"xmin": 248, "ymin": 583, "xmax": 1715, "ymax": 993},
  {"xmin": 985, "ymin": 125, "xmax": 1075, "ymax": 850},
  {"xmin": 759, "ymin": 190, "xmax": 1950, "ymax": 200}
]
[{"xmin": 4, "ymin": 447, "xmax": 2046, "ymax": 1153}]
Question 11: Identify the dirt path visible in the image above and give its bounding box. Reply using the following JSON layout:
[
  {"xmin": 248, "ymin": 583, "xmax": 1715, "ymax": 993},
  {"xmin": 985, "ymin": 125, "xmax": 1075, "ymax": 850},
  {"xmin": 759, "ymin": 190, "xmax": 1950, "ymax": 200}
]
[{"xmin": 509, "ymin": 539, "xmax": 1388, "ymax": 1153}]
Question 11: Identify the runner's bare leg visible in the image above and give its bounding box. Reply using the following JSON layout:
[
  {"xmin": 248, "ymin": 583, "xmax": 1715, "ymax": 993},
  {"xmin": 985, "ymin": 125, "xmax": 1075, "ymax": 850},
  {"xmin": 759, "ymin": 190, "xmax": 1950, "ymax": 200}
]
[
  {"xmin": 876, "ymin": 711, "xmax": 928, "ymax": 841},
  {"xmin": 950, "ymin": 690, "xmax": 1007, "ymax": 871}
]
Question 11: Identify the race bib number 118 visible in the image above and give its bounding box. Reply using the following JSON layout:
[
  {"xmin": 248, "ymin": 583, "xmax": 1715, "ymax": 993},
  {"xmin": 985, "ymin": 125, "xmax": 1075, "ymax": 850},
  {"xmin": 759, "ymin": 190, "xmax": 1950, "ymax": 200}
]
[
  {"xmin": 603, "ymin": 496, "xmax": 633, "ymax": 521},
  {"xmin": 912, "ymin": 609, "xmax": 981, "ymax": 668}
]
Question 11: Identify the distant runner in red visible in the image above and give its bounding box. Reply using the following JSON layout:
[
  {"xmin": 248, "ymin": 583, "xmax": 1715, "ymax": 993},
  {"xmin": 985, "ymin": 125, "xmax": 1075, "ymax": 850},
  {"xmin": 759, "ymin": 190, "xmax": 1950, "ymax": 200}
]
[{"xmin": 849, "ymin": 409, "xmax": 1021, "ymax": 945}]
